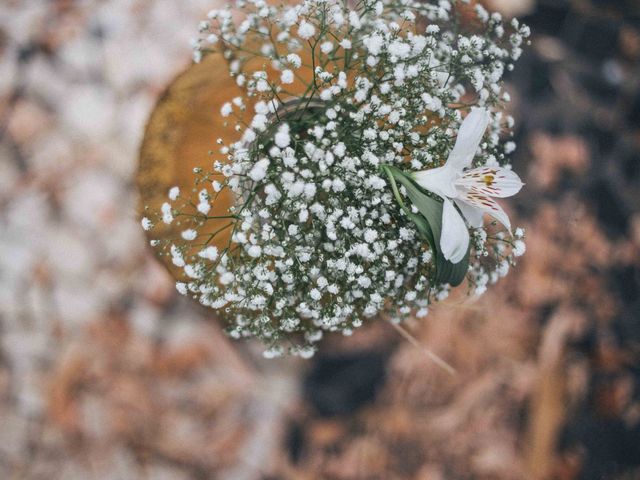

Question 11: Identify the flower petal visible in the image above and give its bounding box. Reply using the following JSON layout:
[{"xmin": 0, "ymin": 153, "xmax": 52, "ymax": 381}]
[
  {"xmin": 446, "ymin": 108, "xmax": 490, "ymax": 170},
  {"xmin": 413, "ymin": 165, "xmax": 459, "ymax": 199},
  {"xmin": 454, "ymin": 199, "xmax": 484, "ymax": 228},
  {"xmin": 440, "ymin": 198, "xmax": 470, "ymax": 263},
  {"xmin": 455, "ymin": 166, "xmax": 524, "ymax": 198},
  {"xmin": 459, "ymin": 189, "xmax": 512, "ymax": 232}
]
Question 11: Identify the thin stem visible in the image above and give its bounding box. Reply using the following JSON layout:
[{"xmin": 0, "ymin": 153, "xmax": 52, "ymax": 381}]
[
  {"xmin": 205, "ymin": 215, "xmax": 239, "ymax": 220},
  {"xmin": 388, "ymin": 320, "xmax": 457, "ymax": 376},
  {"xmin": 204, "ymin": 221, "xmax": 234, "ymax": 245}
]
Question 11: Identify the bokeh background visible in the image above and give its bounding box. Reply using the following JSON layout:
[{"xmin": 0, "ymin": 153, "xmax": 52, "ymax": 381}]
[{"xmin": 1, "ymin": 0, "xmax": 639, "ymax": 479}]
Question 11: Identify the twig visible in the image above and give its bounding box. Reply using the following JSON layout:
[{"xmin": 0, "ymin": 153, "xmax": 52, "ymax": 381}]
[{"xmin": 388, "ymin": 320, "xmax": 457, "ymax": 376}]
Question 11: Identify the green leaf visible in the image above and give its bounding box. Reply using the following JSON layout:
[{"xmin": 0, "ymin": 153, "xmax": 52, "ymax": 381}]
[{"xmin": 383, "ymin": 165, "xmax": 470, "ymax": 287}]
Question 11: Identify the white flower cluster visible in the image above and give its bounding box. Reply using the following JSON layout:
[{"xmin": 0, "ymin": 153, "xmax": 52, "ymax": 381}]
[{"xmin": 145, "ymin": 0, "xmax": 530, "ymax": 357}]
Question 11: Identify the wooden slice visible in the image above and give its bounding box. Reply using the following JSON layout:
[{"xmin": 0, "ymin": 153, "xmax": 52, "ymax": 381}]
[{"xmin": 137, "ymin": 53, "xmax": 241, "ymax": 276}]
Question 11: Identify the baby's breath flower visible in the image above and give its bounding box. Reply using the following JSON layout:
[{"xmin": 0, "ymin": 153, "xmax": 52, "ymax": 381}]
[
  {"xmin": 141, "ymin": 217, "xmax": 153, "ymax": 231},
  {"xmin": 280, "ymin": 69, "xmax": 294, "ymax": 84},
  {"xmin": 513, "ymin": 240, "xmax": 526, "ymax": 257},
  {"xmin": 181, "ymin": 229, "xmax": 197, "ymax": 241},
  {"xmin": 286, "ymin": 53, "xmax": 302, "ymax": 68},
  {"xmin": 145, "ymin": 0, "xmax": 528, "ymax": 358},
  {"xmin": 198, "ymin": 246, "xmax": 219, "ymax": 261},
  {"xmin": 161, "ymin": 203, "xmax": 173, "ymax": 224},
  {"xmin": 220, "ymin": 102, "xmax": 233, "ymax": 117},
  {"xmin": 274, "ymin": 124, "xmax": 291, "ymax": 148},
  {"xmin": 297, "ymin": 21, "xmax": 315, "ymax": 39}
]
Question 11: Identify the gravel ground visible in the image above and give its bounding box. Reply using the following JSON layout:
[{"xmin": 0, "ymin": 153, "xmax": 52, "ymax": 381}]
[{"xmin": 1, "ymin": 1, "xmax": 639, "ymax": 479}]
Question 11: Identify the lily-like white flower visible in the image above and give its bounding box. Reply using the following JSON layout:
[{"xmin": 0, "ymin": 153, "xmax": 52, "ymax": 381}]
[{"xmin": 414, "ymin": 108, "xmax": 524, "ymax": 263}]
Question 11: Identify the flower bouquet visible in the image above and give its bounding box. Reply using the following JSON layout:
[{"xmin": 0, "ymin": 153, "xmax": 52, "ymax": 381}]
[{"xmin": 141, "ymin": 0, "xmax": 529, "ymax": 358}]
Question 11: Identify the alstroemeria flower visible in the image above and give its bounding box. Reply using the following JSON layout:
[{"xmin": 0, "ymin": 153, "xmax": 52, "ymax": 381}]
[{"xmin": 413, "ymin": 108, "xmax": 524, "ymax": 263}]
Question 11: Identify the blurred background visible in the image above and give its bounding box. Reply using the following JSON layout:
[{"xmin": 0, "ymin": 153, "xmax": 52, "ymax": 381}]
[{"xmin": 1, "ymin": 0, "xmax": 639, "ymax": 479}]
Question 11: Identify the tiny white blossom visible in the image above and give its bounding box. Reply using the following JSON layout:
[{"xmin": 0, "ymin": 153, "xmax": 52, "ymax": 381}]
[
  {"xmin": 513, "ymin": 240, "xmax": 526, "ymax": 257},
  {"xmin": 198, "ymin": 246, "xmax": 219, "ymax": 261},
  {"xmin": 364, "ymin": 229, "xmax": 378, "ymax": 243},
  {"xmin": 281, "ymin": 69, "xmax": 294, "ymax": 85},
  {"xmin": 388, "ymin": 40, "xmax": 411, "ymax": 59},
  {"xmin": 220, "ymin": 102, "xmax": 233, "ymax": 117},
  {"xmin": 181, "ymin": 229, "xmax": 197, "ymax": 241},
  {"xmin": 249, "ymin": 158, "xmax": 270, "ymax": 182},
  {"xmin": 168, "ymin": 186, "xmax": 180, "ymax": 200},
  {"xmin": 298, "ymin": 21, "xmax": 315, "ymax": 39},
  {"xmin": 197, "ymin": 201, "xmax": 211, "ymax": 215},
  {"xmin": 176, "ymin": 282, "xmax": 188, "ymax": 295},
  {"xmin": 141, "ymin": 217, "xmax": 153, "ymax": 231},
  {"xmin": 365, "ymin": 34, "xmax": 384, "ymax": 56},
  {"xmin": 349, "ymin": 11, "xmax": 361, "ymax": 29},
  {"xmin": 161, "ymin": 202, "xmax": 173, "ymax": 224},
  {"xmin": 220, "ymin": 272, "xmax": 235, "ymax": 285},
  {"xmin": 171, "ymin": 245, "xmax": 185, "ymax": 267},
  {"xmin": 320, "ymin": 41, "xmax": 333, "ymax": 54},
  {"xmin": 274, "ymin": 124, "xmax": 291, "ymax": 148},
  {"xmin": 287, "ymin": 53, "xmax": 302, "ymax": 68}
]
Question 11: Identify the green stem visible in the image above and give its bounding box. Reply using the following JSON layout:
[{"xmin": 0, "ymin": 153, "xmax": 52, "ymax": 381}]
[{"xmin": 381, "ymin": 165, "xmax": 411, "ymax": 216}]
